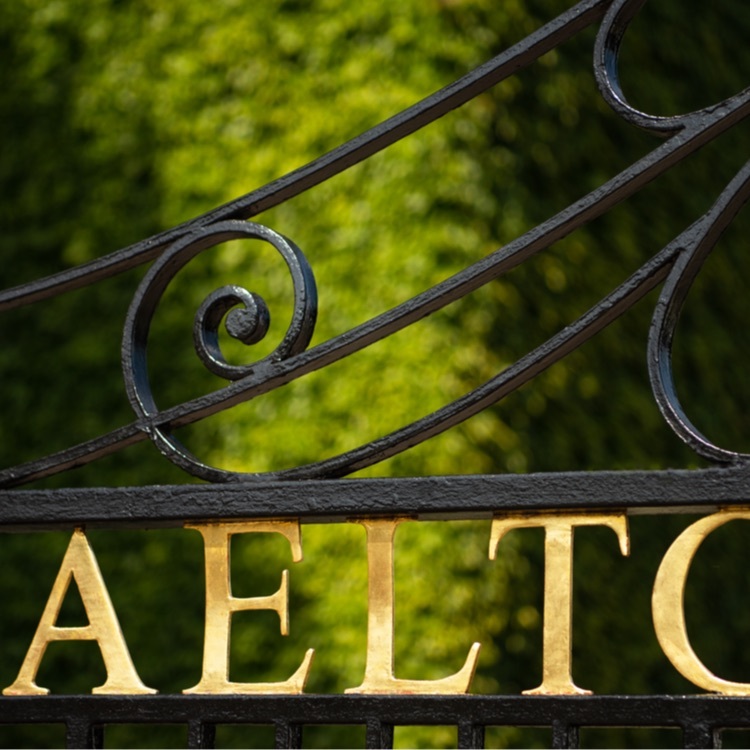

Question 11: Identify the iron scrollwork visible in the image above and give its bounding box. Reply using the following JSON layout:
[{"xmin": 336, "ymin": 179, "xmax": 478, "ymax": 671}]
[
  {"xmin": 121, "ymin": 221, "xmax": 317, "ymax": 482},
  {"xmin": 2, "ymin": 0, "xmax": 750, "ymax": 487}
]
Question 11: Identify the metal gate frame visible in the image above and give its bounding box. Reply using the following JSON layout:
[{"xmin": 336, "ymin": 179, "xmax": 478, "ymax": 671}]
[
  {"xmin": 2, "ymin": 473, "xmax": 750, "ymax": 748},
  {"xmin": 3, "ymin": 0, "xmax": 750, "ymax": 746}
]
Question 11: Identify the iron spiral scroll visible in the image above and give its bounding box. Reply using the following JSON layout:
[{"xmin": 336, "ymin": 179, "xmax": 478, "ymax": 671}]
[{"xmin": 2, "ymin": 0, "xmax": 750, "ymax": 488}]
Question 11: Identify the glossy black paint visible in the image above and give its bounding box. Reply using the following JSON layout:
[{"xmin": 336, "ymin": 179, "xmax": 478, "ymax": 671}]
[
  {"xmin": 2, "ymin": 0, "xmax": 750, "ymax": 747},
  {"xmin": 2, "ymin": 0, "xmax": 750, "ymax": 487},
  {"xmin": 0, "ymin": 694, "xmax": 743, "ymax": 749},
  {"xmin": 0, "ymin": 468, "xmax": 748, "ymax": 531}
]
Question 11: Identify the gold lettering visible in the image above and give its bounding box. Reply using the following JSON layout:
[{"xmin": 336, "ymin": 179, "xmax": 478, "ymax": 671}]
[
  {"xmin": 490, "ymin": 513, "xmax": 629, "ymax": 695},
  {"xmin": 652, "ymin": 509, "xmax": 750, "ymax": 694},
  {"xmin": 184, "ymin": 520, "xmax": 313, "ymax": 694},
  {"xmin": 346, "ymin": 518, "xmax": 480, "ymax": 694},
  {"xmin": 3, "ymin": 528, "xmax": 155, "ymax": 696}
]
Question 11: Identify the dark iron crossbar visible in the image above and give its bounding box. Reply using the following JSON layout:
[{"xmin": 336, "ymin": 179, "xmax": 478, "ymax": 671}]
[{"xmin": 0, "ymin": 694, "xmax": 745, "ymax": 749}]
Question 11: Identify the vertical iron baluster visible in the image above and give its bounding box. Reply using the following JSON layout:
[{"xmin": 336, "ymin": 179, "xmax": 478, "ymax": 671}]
[
  {"xmin": 365, "ymin": 718, "xmax": 394, "ymax": 749},
  {"xmin": 274, "ymin": 721, "xmax": 302, "ymax": 749},
  {"xmin": 187, "ymin": 720, "xmax": 216, "ymax": 749},
  {"xmin": 458, "ymin": 720, "xmax": 485, "ymax": 748},
  {"xmin": 66, "ymin": 719, "xmax": 103, "ymax": 749},
  {"xmin": 682, "ymin": 722, "xmax": 717, "ymax": 749},
  {"xmin": 552, "ymin": 720, "xmax": 579, "ymax": 749}
]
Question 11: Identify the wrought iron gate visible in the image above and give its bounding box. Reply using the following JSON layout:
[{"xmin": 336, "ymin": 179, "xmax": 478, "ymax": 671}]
[{"xmin": 2, "ymin": 0, "xmax": 750, "ymax": 747}]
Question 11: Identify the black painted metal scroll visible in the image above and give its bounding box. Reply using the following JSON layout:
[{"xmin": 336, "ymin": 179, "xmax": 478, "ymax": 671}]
[
  {"xmin": 2, "ymin": 0, "xmax": 750, "ymax": 488},
  {"xmin": 5, "ymin": 2, "xmax": 750, "ymax": 749}
]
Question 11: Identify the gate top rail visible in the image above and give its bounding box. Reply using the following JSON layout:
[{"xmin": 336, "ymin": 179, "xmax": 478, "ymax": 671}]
[
  {"xmin": 0, "ymin": 467, "xmax": 748, "ymax": 530},
  {"xmin": 5, "ymin": 5, "xmax": 750, "ymax": 749}
]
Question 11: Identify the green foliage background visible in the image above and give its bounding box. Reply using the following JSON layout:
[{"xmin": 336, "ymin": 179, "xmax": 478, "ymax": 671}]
[{"xmin": 2, "ymin": 0, "xmax": 750, "ymax": 747}]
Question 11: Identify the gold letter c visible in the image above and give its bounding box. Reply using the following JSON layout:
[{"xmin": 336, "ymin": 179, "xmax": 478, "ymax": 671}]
[{"xmin": 652, "ymin": 509, "xmax": 750, "ymax": 694}]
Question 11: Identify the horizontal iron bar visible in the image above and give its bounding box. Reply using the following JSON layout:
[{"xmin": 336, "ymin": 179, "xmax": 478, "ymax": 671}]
[
  {"xmin": 0, "ymin": 693, "xmax": 747, "ymax": 728},
  {"xmin": 1, "ymin": 467, "xmax": 749, "ymax": 530}
]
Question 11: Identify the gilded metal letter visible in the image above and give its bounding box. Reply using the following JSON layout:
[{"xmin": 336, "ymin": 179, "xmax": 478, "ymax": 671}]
[
  {"xmin": 490, "ymin": 512, "xmax": 629, "ymax": 695},
  {"xmin": 652, "ymin": 509, "xmax": 750, "ymax": 694},
  {"xmin": 346, "ymin": 518, "xmax": 480, "ymax": 694},
  {"xmin": 184, "ymin": 520, "xmax": 313, "ymax": 694},
  {"xmin": 3, "ymin": 528, "xmax": 155, "ymax": 696}
]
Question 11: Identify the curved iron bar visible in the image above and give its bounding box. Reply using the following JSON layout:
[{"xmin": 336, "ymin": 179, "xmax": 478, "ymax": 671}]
[
  {"xmin": 120, "ymin": 222, "xmax": 318, "ymax": 481},
  {"xmin": 150, "ymin": 88, "xmax": 750, "ymax": 431},
  {"xmin": 124, "ymin": 100, "xmax": 750, "ymax": 483},
  {"xmin": 178, "ymin": 240, "xmax": 681, "ymax": 482},
  {"xmin": 648, "ymin": 162, "xmax": 750, "ymax": 464},
  {"xmin": 3, "ymin": 0, "xmax": 750, "ymax": 487},
  {"xmin": 594, "ymin": 0, "xmax": 682, "ymax": 135},
  {"xmin": 0, "ymin": 244, "xmax": 673, "ymax": 487},
  {"xmin": 0, "ymin": 0, "xmax": 609, "ymax": 313},
  {"xmin": 3, "ymin": 149, "xmax": 750, "ymax": 487},
  {"xmin": 123, "ymin": 221, "xmax": 317, "ymax": 396}
]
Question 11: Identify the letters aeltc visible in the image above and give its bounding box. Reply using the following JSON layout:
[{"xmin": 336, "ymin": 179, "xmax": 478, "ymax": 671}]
[{"xmin": 2, "ymin": 510, "xmax": 747, "ymax": 697}]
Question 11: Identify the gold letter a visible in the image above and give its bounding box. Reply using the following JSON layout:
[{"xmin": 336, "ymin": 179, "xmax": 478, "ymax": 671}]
[{"xmin": 3, "ymin": 528, "xmax": 155, "ymax": 695}]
